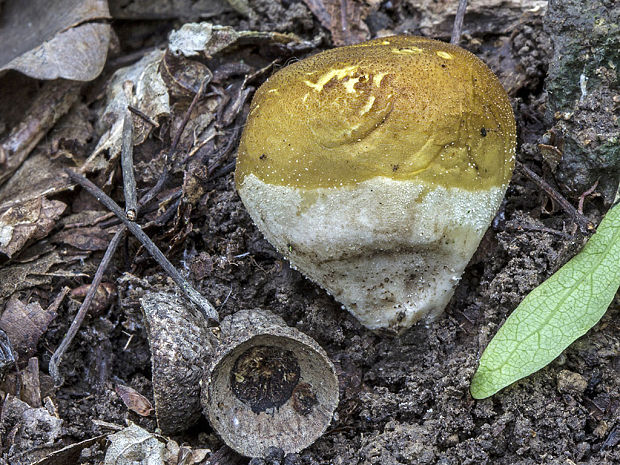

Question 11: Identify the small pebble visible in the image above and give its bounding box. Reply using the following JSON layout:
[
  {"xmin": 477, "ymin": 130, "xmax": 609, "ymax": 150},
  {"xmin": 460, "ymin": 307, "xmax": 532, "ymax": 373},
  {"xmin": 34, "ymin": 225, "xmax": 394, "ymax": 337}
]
[
  {"xmin": 284, "ymin": 453, "xmax": 302, "ymax": 465},
  {"xmin": 556, "ymin": 369, "xmax": 587, "ymax": 396}
]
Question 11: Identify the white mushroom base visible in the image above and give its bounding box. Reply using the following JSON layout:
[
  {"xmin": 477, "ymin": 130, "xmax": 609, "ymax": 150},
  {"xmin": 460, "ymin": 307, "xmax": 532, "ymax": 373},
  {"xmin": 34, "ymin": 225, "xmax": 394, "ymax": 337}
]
[{"xmin": 238, "ymin": 174, "xmax": 506, "ymax": 333}]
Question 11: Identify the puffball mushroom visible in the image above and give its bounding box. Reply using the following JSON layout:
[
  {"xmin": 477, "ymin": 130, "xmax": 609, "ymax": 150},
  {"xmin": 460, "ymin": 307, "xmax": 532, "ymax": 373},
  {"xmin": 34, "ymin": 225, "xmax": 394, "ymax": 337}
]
[{"xmin": 236, "ymin": 36, "xmax": 516, "ymax": 333}]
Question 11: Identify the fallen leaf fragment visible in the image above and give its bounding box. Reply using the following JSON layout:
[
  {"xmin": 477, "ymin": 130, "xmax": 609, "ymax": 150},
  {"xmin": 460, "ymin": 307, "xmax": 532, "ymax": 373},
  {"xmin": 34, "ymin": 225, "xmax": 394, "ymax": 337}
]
[
  {"xmin": 53, "ymin": 226, "xmax": 113, "ymax": 251},
  {"xmin": 0, "ymin": 252, "xmax": 63, "ymax": 299},
  {"xmin": 104, "ymin": 423, "xmax": 166, "ymax": 465},
  {"xmin": 0, "ymin": 79, "xmax": 82, "ymax": 188},
  {"xmin": 0, "ymin": 295, "xmax": 58, "ymax": 358},
  {"xmin": 0, "ymin": 198, "xmax": 66, "ymax": 258},
  {"xmin": 20, "ymin": 357, "xmax": 42, "ymax": 408},
  {"xmin": 115, "ymin": 383, "xmax": 154, "ymax": 416},
  {"xmin": 0, "ymin": 0, "xmax": 111, "ymax": 81},
  {"xmin": 83, "ymin": 49, "xmax": 169, "ymax": 175},
  {"xmin": 1, "ymin": 394, "xmax": 63, "ymax": 458},
  {"xmin": 168, "ymin": 22, "xmax": 300, "ymax": 58}
]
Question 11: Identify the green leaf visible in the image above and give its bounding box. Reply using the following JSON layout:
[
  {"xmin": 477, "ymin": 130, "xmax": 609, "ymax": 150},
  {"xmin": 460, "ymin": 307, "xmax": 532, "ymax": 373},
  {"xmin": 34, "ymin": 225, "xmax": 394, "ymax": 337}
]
[{"xmin": 470, "ymin": 203, "xmax": 620, "ymax": 399}]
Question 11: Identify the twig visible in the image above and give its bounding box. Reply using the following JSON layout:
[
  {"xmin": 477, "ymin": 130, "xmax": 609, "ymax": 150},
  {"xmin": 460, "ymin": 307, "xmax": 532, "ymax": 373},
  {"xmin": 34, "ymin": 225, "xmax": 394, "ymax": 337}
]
[
  {"xmin": 180, "ymin": 131, "xmax": 218, "ymax": 166},
  {"xmin": 150, "ymin": 196, "xmax": 182, "ymax": 227},
  {"xmin": 49, "ymin": 229, "xmax": 124, "ymax": 386},
  {"xmin": 450, "ymin": 0, "xmax": 468, "ymax": 44},
  {"xmin": 208, "ymin": 161, "xmax": 236, "ymax": 183},
  {"xmin": 64, "ymin": 212, "xmax": 115, "ymax": 229},
  {"xmin": 578, "ymin": 179, "xmax": 599, "ymax": 214},
  {"xmin": 204, "ymin": 124, "xmax": 243, "ymax": 169},
  {"xmin": 49, "ymin": 71, "xmax": 216, "ymax": 385},
  {"xmin": 128, "ymin": 106, "xmax": 159, "ymax": 128},
  {"xmin": 96, "ymin": 189, "xmax": 183, "ymax": 230},
  {"xmin": 122, "ymin": 81, "xmax": 138, "ymax": 221},
  {"xmin": 64, "ymin": 169, "xmax": 219, "ymax": 323},
  {"xmin": 47, "ymin": 287, "xmax": 71, "ymax": 314},
  {"xmin": 516, "ymin": 161, "xmax": 594, "ymax": 233}
]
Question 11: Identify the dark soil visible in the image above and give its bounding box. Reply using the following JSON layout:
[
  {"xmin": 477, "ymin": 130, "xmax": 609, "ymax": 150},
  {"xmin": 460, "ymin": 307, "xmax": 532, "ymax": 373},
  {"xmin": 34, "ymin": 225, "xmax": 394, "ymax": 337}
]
[{"xmin": 0, "ymin": 0, "xmax": 618, "ymax": 464}]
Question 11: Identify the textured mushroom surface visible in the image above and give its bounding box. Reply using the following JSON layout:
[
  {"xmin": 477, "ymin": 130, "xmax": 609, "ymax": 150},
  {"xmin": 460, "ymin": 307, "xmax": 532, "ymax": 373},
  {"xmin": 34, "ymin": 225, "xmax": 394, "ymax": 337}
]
[{"xmin": 236, "ymin": 36, "xmax": 516, "ymax": 332}]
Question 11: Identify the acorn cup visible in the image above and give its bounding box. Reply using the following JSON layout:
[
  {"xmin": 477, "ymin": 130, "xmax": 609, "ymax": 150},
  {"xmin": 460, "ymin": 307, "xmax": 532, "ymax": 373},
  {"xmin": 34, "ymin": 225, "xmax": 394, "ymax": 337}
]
[
  {"xmin": 140, "ymin": 294, "xmax": 338, "ymax": 457},
  {"xmin": 140, "ymin": 292, "xmax": 216, "ymax": 434},
  {"xmin": 202, "ymin": 309, "xmax": 339, "ymax": 458}
]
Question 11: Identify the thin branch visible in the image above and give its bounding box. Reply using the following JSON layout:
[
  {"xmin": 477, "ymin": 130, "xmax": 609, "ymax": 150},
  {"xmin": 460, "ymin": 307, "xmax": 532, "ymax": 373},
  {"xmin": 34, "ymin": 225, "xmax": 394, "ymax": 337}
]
[
  {"xmin": 516, "ymin": 161, "xmax": 594, "ymax": 234},
  {"xmin": 578, "ymin": 179, "xmax": 599, "ymax": 214},
  {"xmin": 64, "ymin": 169, "xmax": 219, "ymax": 323},
  {"xmin": 128, "ymin": 105, "xmax": 159, "ymax": 128},
  {"xmin": 49, "ymin": 228, "xmax": 124, "ymax": 386},
  {"xmin": 450, "ymin": 0, "xmax": 468, "ymax": 45},
  {"xmin": 49, "ymin": 71, "xmax": 216, "ymax": 385},
  {"xmin": 205, "ymin": 125, "xmax": 242, "ymax": 169},
  {"xmin": 122, "ymin": 81, "xmax": 138, "ymax": 221}
]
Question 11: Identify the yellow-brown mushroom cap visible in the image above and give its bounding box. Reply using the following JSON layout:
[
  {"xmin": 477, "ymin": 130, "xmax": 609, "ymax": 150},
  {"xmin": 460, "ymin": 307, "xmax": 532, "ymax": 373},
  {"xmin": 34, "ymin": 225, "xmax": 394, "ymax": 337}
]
[{"xmin": 236, "ymin": 36, "xmax": 516, "ymax": 191}]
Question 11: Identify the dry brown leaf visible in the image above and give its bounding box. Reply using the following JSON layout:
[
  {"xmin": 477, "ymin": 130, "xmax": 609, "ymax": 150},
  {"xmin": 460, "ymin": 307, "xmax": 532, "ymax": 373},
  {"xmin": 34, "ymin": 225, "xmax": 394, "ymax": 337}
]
[
  {"xmin": 0, "ymin": 198, "xmax": 66, "ymax": 258},
  {"xmin": 104, "ymin": 423, "xmax": 164, "ymax": 464},
  {"xmin": 115, "ymin": 384, "xmax": 154, "ymax": 416},
  {"xmin": 0, "ymin": 0, "xmax": 111, "ymax": 81},
  {"xmin": 20, "ymin": 357, "xmax": 42, "ymax": 408},
  {"xmin": 53, "ymin": 226, "xmax": 113, "ymax": 251},
  {"xmin": 160, "ymin": 49, "xmax": 212, "ymax": 99},
  {"xmin": 83, "ymin": 49, "xmax": 169, "ymax": 176},
  {"xmin": 0, "ymin": 151, "xmax": 73, "ymax": 213},
  {"xmin": 1, "ymin": 394, "xmax": 63, "ymax": 460},
  {"xmin": 0, "ymin": 79, "xmax": 83, "ymax": 188},
  {"xmin": 0, "ymin": 252, "xmax": 63, "ymax": 300},
  {"xmin": 168, "ymin": 22, "xmax": 301, "ymax": 58},
  {"xmin": 0, "ymin": 99, "xmax": 98, "ymax": 214},
  {"xmin": 70, "ymin": 282, "xmax": 116, "ymax": 315},
  {"xmin": 0, "ymin": 295, "xmax": 58, "ymax": 358},
  {"xmin": 302, "ymin": 0, "xmax": 371, "ymax": 45}
]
